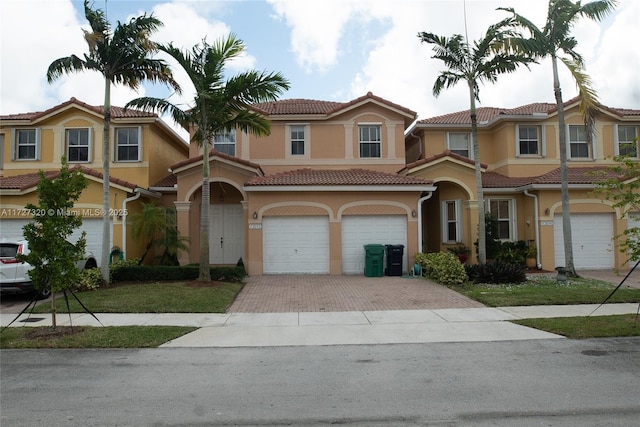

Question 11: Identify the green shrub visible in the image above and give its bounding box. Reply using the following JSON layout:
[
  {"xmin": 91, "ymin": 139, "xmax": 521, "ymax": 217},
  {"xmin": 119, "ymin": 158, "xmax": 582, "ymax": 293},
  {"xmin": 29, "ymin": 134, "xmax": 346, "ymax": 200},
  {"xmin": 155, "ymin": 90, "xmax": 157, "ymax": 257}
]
[
  {"xmin": 465, "ymin": 261, "xmax": 527, "ymax": 284},
  {"xmin": 109, "ymin": 258, "xmax": 142, "ymax": 282},
  {"xmin": 416, "ymin": 251, "xmax": 467, "ymax": 286},
  {"xmin": 496, "ymin": 240, "xmax": 527, "ymax": 265},
  {"xmin": 110, "ymin": 264, "xmax": 247, "ymax": 283},
  {"xmin": 73, "ymin": 267, "xmax": 104, "ymax": 292}
]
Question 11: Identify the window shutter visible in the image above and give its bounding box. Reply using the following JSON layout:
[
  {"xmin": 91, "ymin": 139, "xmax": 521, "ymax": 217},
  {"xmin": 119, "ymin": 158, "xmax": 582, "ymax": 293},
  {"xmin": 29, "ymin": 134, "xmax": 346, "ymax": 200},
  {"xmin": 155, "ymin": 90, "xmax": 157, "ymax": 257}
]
[
  {"xmin": 35, "ymin": 128, "xmax": 41, "ymax": 161},
  {"xmin": 10, "ymin": 129, "xmax": 16, "ymax": 160}
]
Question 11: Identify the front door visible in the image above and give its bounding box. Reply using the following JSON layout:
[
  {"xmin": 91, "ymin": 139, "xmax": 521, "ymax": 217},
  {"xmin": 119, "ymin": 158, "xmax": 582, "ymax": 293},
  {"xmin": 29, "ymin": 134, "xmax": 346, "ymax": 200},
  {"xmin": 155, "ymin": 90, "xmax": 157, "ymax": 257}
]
[{"xmin": 210, "ymin": 204, "xmax": 244, "ymax": 265}]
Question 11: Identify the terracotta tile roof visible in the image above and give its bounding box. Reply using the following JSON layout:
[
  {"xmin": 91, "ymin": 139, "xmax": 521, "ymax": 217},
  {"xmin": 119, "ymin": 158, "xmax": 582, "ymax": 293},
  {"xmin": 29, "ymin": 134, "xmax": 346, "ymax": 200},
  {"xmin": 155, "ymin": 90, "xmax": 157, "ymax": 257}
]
[
  {"xmin": 252, "ymin": 92, "xmax": 416, "ymax": 118},
  {"xmin": 0, "ymin": 97, "xmax": 157, "ymax": 121},
  {"xmin": 418, "ymin": 97, "xmax": 640, "ymax": 125},
  {"xmin": 482, "ymin": 167, "xmax": 621, "ymax": 188},
  {"xmin": 169, "ymin": 149, "xmax": 263, "ymax": 173},
  {"xmin": 0, "ymin": 166, "xmax": 138, "ymax": 191},
  {"xmin": 152, "ymin": 173, "xmax": 177, "ymax": 188},
  {"xmin": 245, "ymin": 168, "xmax": 433, "ymax": 187},
  {"xmin": 403, "ymin": 150, "xmax": 488, "ymax": 172}
]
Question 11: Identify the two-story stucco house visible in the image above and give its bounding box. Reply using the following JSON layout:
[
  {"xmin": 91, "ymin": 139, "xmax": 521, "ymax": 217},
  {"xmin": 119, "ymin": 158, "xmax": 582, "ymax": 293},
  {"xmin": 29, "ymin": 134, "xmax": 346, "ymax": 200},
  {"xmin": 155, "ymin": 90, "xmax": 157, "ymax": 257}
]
[
  {"xmin": 152, "ymin": 92, "xmax": 436, "ymax": 275},
  {"xmin": 403, "ymin": 98, "xmax": 640, "ymax": 271},
  {"xmin": 0, "ymin": 98, "xmax": 189, "ymax": 265}
]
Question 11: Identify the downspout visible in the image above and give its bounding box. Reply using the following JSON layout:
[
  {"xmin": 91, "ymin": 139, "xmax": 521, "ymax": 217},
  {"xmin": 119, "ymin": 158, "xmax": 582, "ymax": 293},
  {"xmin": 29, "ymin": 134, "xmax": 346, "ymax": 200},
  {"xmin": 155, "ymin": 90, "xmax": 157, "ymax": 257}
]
[
  {"xmin": 524, "ymin": 189, "xmax": 541, "ymax": 269},
  {"xmin": 417, "ymin": 192, "xmax": 434, "ymax": 253},
  {"xmin": 409, "ymin": 129, "xmax": 423, "ymax": 160},
  {"xmin": 122, "ymin": 189, "xmax": 143, "ymax": 260}
]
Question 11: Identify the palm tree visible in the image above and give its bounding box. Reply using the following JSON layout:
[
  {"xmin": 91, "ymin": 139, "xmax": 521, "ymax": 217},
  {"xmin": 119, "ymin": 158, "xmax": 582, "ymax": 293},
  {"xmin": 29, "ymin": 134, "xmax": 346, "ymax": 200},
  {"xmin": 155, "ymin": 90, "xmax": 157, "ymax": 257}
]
[
  {"xmin": 126, "ymin": 35, "xmax": 290, "ymax": 281},
  {"xmin": 128, "ymin": 202, "xmax": 167, "ymax": 264},
  {"xmin": 46, "ymin": 0, "xmax": 180, "ymax": 284},
  {"xmin": 500, "ymin": 0, "xmax": 617, "ymax": 276},
  {"xmin": 418, "ymin": 18, "xmax": 533, "ymax": 264}
]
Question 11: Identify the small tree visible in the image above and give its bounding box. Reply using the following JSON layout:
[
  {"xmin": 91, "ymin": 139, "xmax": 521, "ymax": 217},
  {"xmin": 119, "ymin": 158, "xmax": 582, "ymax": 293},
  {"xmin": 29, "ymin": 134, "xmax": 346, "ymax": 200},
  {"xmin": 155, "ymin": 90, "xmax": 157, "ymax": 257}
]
[
  {"xmin": 128, "ymin": 202, "xmax": 166, "ymax": 264},
  {"xmin": 593, "ymin": 144, "xmax": 640, "ymax": 262},
  {"xmin": 19, "ymin": 160, "xmax": 89, "ymax": 329}
]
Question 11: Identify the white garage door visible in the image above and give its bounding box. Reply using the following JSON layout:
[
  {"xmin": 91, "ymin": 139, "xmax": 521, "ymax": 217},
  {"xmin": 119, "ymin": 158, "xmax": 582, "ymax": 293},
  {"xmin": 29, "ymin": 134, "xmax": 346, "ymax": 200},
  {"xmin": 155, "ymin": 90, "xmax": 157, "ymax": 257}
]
[
  {"xmin": 263, "ymin": 216, "xmax": 329, "ymax": 274},
  {"xmin": 553, "ymin": 213, "xmax": 614, "ymax": 269},
  {"xmin": 1, "ymin": 218, "xmax": 111, "ymax": 266},
  {"xmin": 342, "ymin": 215, "xmax": 407, "ymax": 274}
]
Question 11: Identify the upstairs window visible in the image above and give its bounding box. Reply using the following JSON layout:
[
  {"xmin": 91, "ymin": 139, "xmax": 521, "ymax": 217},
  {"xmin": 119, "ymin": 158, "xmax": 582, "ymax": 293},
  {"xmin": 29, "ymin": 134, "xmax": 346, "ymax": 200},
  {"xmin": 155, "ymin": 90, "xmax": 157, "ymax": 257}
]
[
  {"xmin": 441, "ymin": 200, "xmax": 461, "ymax": 243},
  {"xmin": 66, "ymin": 128, "xmax": 91, "ymax": 162},
  {"xmin": 359, "ymin": 125, "xmax": 381, "ymax": 158},
  {"xmin": 14, "ymin": 129, "xmax": 39, "ymax": 160},
  {"xmin": 568, "ymin": 125, "xmax": 592, "ymax": 159},
  {"xmin": 115, "ymin": 127, "xmax": 140, "ymax": 162},
  {"xmin": 616, "ymin": 125, "xmax": 639, "ymax": 158},
  {"xmin": 447, "ymin": 133, "xmax": 472, "ymax": 158},
  {"xmin": 290, "ymin": 125, "xmax": 305, "ymax": 155},
  {"xmin": 517, "ymin": 125, "xmax": 540, "ymax": 156},
  {"xmin": 214, "ymin": 129, "xmax": 236, "ymax": 156}
]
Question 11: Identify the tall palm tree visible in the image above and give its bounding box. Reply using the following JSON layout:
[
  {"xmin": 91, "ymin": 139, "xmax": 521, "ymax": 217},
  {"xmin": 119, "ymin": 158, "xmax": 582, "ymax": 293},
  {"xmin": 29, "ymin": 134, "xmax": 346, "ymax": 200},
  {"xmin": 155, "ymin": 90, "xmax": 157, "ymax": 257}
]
[
  {"xmin": 47, "ymin": 0, "xmax": 180, "ymax": 283},
  {"xmin": 126, "ymin": 35, "xmax": 290, "ymax": 281},
  {"xmin": 418, "ymin": 17, "xmax": 533, "ymax": 264},
  {"xmin": 500, "ymin": 0, "xmax": 617, "ymax": 276}
]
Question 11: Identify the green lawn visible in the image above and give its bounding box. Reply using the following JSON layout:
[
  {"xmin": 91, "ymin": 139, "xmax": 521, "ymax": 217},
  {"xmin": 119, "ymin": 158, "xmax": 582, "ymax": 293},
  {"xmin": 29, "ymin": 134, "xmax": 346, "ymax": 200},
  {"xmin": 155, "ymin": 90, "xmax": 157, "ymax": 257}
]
[
  {"xmin": 515, "ymin": 314, "xmax": 640, "ymax": 339},
  {"xmin": 32, "ymin": 281, "xmax": 244, "ymax": 314},
  {"xmin": 0, "ymin": 326, "xmax": 196, "ymax": 348},
  {"xmin": 452, "ymin": 274, "xmax": 640, "ymax": 307}
]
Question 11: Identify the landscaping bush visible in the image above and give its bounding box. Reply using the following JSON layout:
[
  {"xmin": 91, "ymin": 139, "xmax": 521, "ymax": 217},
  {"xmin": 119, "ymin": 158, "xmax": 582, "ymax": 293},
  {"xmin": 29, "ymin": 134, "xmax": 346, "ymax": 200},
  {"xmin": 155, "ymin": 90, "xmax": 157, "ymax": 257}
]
[
  {"xmin": 496, "ymin": 240, "xmax": 528, "ymax": 265},
  {"xmin": 416, "ymin": 251, "xmax": 467, "ymax": 286},
  {"xmin": 465, "ymin": 261, "xmax": 527, "ymax": 284},
  {"xmin": 110, "ymin": 264, "xmax": 247, "ymax": 283},
  {"xmin": 73, "ymin": 267, "xmax": 104, "ymax": 292}
]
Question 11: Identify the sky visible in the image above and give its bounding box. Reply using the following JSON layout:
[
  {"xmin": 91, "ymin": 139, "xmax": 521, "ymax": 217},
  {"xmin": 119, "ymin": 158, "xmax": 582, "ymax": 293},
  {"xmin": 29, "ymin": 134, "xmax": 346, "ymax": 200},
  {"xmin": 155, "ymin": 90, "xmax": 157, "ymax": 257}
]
[{"xmin": 1, "ymin": 0, "xmax": 638, "ymax": 140}]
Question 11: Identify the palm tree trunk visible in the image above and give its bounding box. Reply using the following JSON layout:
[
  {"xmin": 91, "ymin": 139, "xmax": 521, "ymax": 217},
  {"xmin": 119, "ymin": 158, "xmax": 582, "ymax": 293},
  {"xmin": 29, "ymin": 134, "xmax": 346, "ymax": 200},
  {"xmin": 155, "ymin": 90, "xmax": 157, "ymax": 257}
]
[
  {"xmin": 469, "ymin": 82, "xmax": 486, "ymax": 264},
  {"xmin": 101, "ymin": 78, "xmax": 112, "ymax": 284},
  {"xmin": 553, "ymin": 55, "xmax": 577, "ymax": 277},
  {"xmin": 199, "ymin": 140, "xmax": 211, "ymax": 281}
]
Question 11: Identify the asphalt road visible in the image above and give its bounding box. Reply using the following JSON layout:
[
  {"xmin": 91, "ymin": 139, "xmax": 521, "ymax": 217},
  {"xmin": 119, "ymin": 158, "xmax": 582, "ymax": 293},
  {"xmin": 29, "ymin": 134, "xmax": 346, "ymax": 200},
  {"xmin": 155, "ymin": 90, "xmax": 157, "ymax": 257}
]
[{"xmin": 1, "ymin": 338, "xmax": 639, "ymax": 426}]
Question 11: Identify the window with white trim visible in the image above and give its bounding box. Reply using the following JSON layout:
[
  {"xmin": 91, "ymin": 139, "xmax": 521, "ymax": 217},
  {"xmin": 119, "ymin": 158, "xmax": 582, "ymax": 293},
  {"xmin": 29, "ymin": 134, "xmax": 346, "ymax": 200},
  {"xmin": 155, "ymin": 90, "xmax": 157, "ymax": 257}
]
[
  {"xmin": 359, "ymin": 125, "xmax": 381, "ymax": 158},
  {"xmin": 214, "ymin": 129, "xmax": 236, "ymax": 156},
  {"xmin": 616, "ymin": 125, "xmax": 639, "ymax": 158},
  {"xmin": 568, "ymin": 125, "xmax": 592, "ymax": 159},
  {"xmin": 14, "ymin": 129, "xmax": 39, "ymax": 160},
  {"xmin": 441, "ymin": 200, "xmax": 461, "ymax": 243},
  {"xmin": 487, "ymin": 198, "xmax": 515, "ymax": 240},
  {"xmin": 115, "ymin": 127, "xmax": 141, "ymax": 161},
  {"xmin": 517, "ymin": 125, "xmax": 540, "ymax": 156},
  {"xmin": 66, "ymin": 128, "xmax": 91, "ymax": 162},
  {"xmin": 447, "ymin": 132, "xmax": 472, "ymax": 158},
  {"xmin": 290, "ymin": 125, "xmax": 305, "ymax": 155}
]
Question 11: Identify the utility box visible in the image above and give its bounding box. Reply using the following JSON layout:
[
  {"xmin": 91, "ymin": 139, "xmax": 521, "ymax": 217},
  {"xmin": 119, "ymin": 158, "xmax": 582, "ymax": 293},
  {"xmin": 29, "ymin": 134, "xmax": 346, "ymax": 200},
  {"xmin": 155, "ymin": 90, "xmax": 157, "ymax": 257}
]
[
  {"xmin": 385, "ymin": 244, "xmax": 404, "ymax": 276},
  {"xmin": 364, "ymin": 244, "xmax": 385, "ymax": 277}
]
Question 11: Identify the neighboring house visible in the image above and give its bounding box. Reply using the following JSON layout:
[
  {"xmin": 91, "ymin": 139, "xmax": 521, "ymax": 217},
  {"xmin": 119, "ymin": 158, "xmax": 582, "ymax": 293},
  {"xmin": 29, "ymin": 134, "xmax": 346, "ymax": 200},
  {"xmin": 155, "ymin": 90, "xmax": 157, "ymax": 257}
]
[
  {"xmin": 0, "ymin": 98, "xmax": 189, "ymax": 265},
  {"xmin": 402, "ymin": 98, "xmax": 640, "ymax": 271},
  {"xmin": 153, "ymin": 92, "xmax": 436, "ymax": 274}
]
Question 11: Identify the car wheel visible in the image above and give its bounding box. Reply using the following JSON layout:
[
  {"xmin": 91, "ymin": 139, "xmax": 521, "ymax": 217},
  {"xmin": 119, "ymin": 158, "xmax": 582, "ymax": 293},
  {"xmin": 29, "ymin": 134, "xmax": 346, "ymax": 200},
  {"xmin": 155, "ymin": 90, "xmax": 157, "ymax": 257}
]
[
  {"xmin": 34, "ymin": 287, "xmax": 51, "ymax": 300},
  {"xmin": 84, "ymin": 258, "xmax": 97, "ymax": 269}
]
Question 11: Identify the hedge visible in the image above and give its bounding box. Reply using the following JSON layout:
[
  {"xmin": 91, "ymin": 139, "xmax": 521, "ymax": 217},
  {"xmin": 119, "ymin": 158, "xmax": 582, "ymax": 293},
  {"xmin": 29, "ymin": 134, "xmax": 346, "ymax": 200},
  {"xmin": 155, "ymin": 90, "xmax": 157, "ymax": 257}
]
[{"xmin": 111, "ymin": 265, "xmax": 247, "ymax": 283}]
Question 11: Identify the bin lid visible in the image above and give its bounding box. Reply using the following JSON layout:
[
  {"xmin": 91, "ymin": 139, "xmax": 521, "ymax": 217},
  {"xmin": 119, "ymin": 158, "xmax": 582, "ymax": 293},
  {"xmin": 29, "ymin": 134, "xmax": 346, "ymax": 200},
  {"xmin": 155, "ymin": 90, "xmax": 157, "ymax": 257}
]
[{"xmin": 364, "ymin": 244, "xmax": 385, "ymax": 254}]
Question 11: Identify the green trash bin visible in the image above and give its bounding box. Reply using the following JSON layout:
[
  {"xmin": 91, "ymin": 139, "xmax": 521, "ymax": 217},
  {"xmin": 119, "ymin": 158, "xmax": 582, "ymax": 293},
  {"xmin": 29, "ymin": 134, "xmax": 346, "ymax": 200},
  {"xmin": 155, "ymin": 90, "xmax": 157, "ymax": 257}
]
[{"xmin": 364, "ymin": 244, "xmax": 385, "ymax": 277}]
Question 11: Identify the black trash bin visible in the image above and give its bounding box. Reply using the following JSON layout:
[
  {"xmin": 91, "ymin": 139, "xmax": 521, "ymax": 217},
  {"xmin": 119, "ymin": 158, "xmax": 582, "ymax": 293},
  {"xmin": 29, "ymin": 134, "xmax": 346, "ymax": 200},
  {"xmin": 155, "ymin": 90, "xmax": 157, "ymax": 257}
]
[{"xmin": 385, "ymin": 244, "xmax": 404, "ymax": 276}]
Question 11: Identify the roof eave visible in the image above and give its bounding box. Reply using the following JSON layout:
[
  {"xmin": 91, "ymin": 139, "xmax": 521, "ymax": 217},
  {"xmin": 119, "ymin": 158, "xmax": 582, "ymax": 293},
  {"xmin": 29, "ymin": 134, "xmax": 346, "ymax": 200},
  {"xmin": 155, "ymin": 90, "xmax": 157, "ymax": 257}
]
[{"xmin": 244, "ymin": 184, "xmax": 436, "ymax": 192}]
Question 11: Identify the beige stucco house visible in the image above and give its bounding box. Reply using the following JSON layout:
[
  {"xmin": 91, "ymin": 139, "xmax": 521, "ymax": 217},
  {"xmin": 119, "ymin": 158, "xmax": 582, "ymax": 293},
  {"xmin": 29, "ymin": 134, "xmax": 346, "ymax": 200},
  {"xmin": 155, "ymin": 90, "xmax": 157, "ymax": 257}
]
[
  {"xmin": 403, "ymin": 98, "xmax": 640, "ymax": 271},
  {"xmin": 0, "ymin": 98, "xmax": 189, "ymax": 265}
]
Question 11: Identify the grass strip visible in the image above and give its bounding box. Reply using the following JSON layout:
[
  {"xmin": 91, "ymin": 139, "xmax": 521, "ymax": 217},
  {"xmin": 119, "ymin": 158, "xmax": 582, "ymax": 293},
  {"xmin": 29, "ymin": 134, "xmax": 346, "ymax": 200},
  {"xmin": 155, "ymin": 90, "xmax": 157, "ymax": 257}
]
[
  {"xmin": 0, "ymin": 326, "xmax": 197, "ymax": 348},
  {"xmin": 514, "ymin": 314, "xmax": 640, "ymax": 339}
]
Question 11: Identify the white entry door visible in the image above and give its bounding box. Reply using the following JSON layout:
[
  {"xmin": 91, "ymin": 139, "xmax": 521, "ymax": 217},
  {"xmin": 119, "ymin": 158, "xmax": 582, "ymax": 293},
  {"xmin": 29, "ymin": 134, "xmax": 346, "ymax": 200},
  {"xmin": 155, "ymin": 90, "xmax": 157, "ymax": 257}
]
[{"xmin": 210, "ymin": 204, "xmax": 245, "ymax": 265}]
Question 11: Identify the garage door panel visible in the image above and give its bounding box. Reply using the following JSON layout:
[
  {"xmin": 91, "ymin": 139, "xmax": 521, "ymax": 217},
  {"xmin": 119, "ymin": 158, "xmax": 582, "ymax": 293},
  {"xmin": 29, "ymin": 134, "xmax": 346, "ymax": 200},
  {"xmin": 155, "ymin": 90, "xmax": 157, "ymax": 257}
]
[
  {"xmin": 554, "ymin": 214, "xmax": 613, "ymax": 269},
  {"xmin": 263, "ymin": 216, "xmax": 329, "ymax": 274},
  {"xmin": 2, "ymin": 218, "xmax": 111, "ymax": 266},
  {"xmin": 342, "ymin": 216, "xmax": 407, "ymax": 274}
]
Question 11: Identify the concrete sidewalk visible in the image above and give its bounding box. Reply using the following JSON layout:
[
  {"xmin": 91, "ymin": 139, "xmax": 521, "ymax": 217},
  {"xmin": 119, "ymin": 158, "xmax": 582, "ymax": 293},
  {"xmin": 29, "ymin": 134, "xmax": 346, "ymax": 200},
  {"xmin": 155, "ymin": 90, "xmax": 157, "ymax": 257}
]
[{"xmin": 2, "ymin": 303, "xmax": 637, "ymax": 347}]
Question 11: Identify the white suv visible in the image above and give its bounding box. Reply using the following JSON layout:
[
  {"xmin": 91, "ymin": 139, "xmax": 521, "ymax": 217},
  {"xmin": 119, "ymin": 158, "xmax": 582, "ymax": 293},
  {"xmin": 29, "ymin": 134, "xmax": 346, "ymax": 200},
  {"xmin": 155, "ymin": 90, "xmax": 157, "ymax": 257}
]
[{"xmin": 0, "ymin": 239, "xmax": 97, "ymax": 299}]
